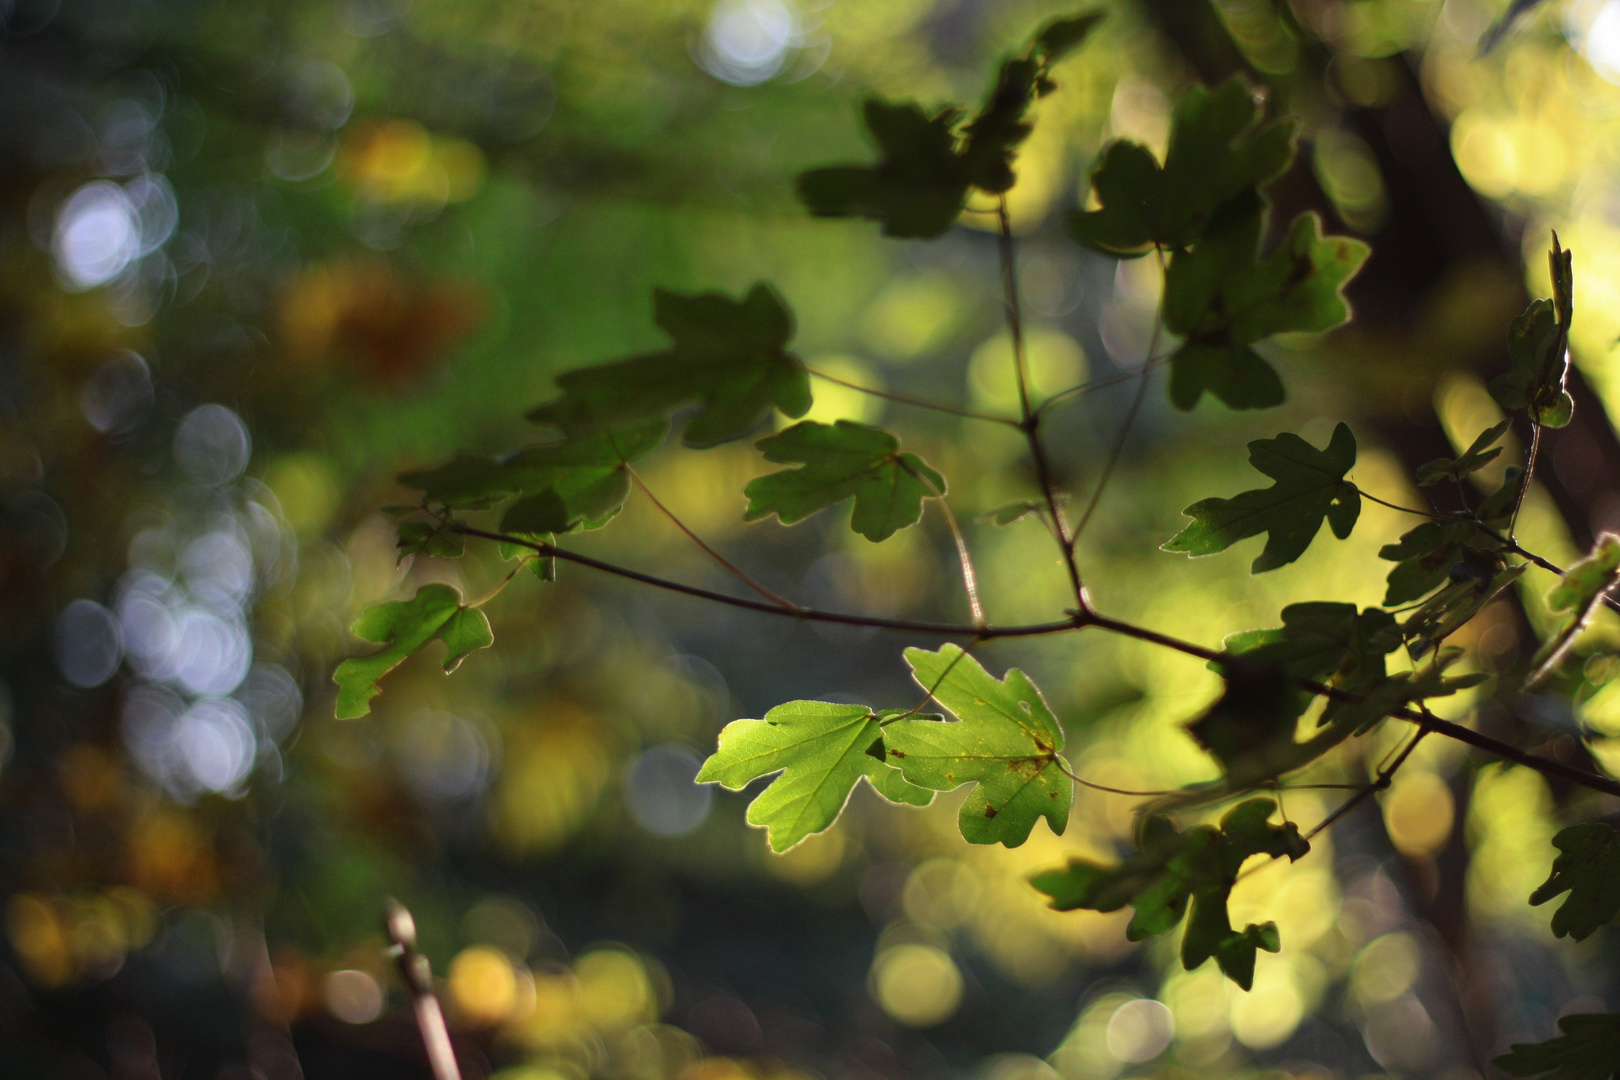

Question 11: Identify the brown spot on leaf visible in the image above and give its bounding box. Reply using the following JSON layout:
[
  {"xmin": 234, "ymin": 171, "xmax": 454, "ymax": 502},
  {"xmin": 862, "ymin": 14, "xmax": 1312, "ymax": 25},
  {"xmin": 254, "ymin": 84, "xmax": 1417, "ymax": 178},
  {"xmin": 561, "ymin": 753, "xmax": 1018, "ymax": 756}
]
[{"xmin": 984, "ymin": 806, "xmax": 999, "ymax": 818}]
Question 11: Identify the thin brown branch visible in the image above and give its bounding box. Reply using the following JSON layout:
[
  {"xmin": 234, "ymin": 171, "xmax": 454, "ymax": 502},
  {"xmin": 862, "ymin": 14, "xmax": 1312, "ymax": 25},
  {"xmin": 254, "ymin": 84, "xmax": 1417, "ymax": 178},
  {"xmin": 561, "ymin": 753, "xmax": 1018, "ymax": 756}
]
[
  {"xmin": 806, "ymin": 366, "xmax": 1017, "ymax": 426},
  {"xmin": 627, "ymin": 467, "xmax": 797, "ymax": 610},
  {"xmin": 384, "ymin": 899, "xmax": 462, "ymax": 1080},
  {"xmin": 1072, "ymin": 246, "xmax": 1165, "ymax": 546},
  {"xmin": 1035, "ymin": 354, "xmax": 1174, "ymax": 416},
  {"xmin": 996, "ymin": 195, "xmax": 1086, "ymax": 608},
  {"xmin": 1508, "ymin": 419, "xmax": 1541, "ymax": 539},
  {"xmin": 452, "ymin": 525, "xmax": 1082, "ymax": 639}
]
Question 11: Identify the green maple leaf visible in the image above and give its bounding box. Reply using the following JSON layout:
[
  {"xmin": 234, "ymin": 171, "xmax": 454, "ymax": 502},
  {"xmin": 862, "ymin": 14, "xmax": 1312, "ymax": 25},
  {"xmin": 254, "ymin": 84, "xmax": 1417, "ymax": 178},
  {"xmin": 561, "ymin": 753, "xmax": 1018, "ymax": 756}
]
[
  {"xmin": 1163, "ymin": 422, "xmax": 1360, "ymax": 573},
  {"xmin": 1529, "ymin": 823, "xmax": 1620, "ymax": 941},
  {"xmin": 1496, "ymin": 1013, "xmax": 1620, "ymax": 1080},
  {"xmin": 743, "ymin": 420, "xmax": 946, "ymax": 542},
  {"xmin": 799, "ymin": 11, "xmax": 1103, "ymax": 237},
  {"xmin": 1069, "ymin": 77, "xmax": 1296, "ymax": 257},
  {"xmin": 882, "ymin": 644, "xmax": 1071, "ymax": 847},
  {"xmin": 1415, "ymin": 419, "xmax": 1511, "ymax": 486},
  {"xmin": 1378, "ymin": 469, "xmax": 1517, "ymax": 606},
  {"xmin": 1491, "ymin": 237, "xmax": 1575, "ymax": 428},
  {"xmin": 1324, "ymin": 648, "xmax": 1488, "ymax": 736},
  {"xmin": 1163, "ymin": 209, "xmax": 1369, "ymax": 409},
  {"xmin": 1223, "ymin": 602, "xmax": 1401, "ymax": 688},
  {"xmin": 527, "ymin": 285, "xmax": 809, "ymax": 448},
  {"xmin": 333, "ymin": 584, "xmax": 493, "ymax": 719},
  {"xmin": 696, "ymin": 701, "xmax": 932, "ymax": 852},
  {"xmin": 1031, "ymin": 799, "xmax": 1307, "ymax": 989},
  {"xmin": 400, "ymin": 420, "xmax": 667, "ymax": 534},
  {"xmin": 396, "ymin": 520, "xmax": 465, "ymax": 562}
]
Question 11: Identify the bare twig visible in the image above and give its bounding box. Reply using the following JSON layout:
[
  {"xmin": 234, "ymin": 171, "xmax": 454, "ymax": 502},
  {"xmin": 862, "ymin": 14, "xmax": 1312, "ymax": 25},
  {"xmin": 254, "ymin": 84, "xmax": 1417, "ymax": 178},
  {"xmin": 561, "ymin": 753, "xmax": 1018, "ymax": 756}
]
[
  {"xmin": 384, "ymin": 899, "xmax": 461, "ymax": 1080},
  {"xmin": 1508, "ymin": 420, "xmax": 1541, "ymax": 539},
  {"xmin": 627, "ymin": 466, "xmax": 797, "ymax": 610},
  {"xmin": 908, "ymin": 463, "xmax": 984, "ymax": 626},
  {"xmin": 806, "ymin": 366, "xmax": 1017, "ymax": 426}
]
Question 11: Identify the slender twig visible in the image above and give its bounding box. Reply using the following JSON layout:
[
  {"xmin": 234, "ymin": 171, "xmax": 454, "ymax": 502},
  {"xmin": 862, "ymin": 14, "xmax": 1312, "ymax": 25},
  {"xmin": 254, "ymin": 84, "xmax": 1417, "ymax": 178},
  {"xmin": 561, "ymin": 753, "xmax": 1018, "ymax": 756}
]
[
  {"xmin": 1525, "ymin": 570, "xmax": 1620, "ymax": 690},
  {"xmin": 1301, "ymin": 722, "xmax": 1431, "ymax": 844},
  {"xmin": 1351, "ymin": 485, "xmax": 1440, "ymax": 519},
  {"xmin": 451, "ymin": 525, "xmax": 1081, "ymax": 639},
  {"xmin": 1035, "ymin": 353, "xmax": 1174, "ymax": 417},
  {"xmin": 805, "ymin": 366, "xmax": 1017, "ymax": 426},
  {"xmin": 465, "ymin": 559, "xmax": 533, "ymax": 609},
  {"xmin": 1508, "ymin": 420, "xmax": 1541, "ymax": 539},
  {"xmin": 384, "ymin": 899, "xmax": 462, "ymax": 1080},
  {"xmin": 448, "ymin": 525, "xmax": 1620, "ymax": 800},
  {"xmin": 627, "ymin": 467, "xmax": 796, "ymax": 611},
  {"xmin": 996, "ymin": 196, "xmax": 1086, "ymax": 607},
  {"xmin": 1072, "ymin": 246, "xmax": 1165, "ymax": 545},
  {"xmin": 908, "ymin": 464, "xmax": 984, "ymax": 626}
]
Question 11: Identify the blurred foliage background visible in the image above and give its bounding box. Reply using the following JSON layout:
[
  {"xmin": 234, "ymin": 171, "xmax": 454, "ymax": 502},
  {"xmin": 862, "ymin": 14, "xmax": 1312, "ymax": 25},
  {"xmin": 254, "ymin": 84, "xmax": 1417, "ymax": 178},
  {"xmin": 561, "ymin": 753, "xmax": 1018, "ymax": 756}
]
[{"xmin": 4, "ymin": 0, "xmax": 1620, "ymax": 1078}]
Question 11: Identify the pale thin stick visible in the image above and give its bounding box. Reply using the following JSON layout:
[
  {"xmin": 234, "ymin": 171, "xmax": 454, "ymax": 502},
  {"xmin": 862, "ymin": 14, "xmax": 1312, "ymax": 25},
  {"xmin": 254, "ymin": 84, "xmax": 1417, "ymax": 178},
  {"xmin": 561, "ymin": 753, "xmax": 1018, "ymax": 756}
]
[
  {"xmin": 384, "ymin": 899, "xmax": 461, "ymax": 1080},
  {"xmin": 908, "ymin": 464, "xmax": 984, "ymax": 626}
]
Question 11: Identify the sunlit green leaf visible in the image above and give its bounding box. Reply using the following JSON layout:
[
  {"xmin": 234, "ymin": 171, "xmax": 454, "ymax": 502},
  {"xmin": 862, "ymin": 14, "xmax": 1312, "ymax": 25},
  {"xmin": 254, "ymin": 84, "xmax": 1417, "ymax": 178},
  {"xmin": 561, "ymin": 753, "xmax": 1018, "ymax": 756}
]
[
  {"xmin": 743, "ymin": 420, "xmax": 945, "ymax": 541},
  {"xmin": 1529, "ymin": 823, "xmax": 1620, "ymax": 941},
  {"xmin": 1032, "ymin": 798, "xmax": 1306, "ymax": 989},
  {"xmin": 527, "ymin": 286, "xmax": 808, "ymax": 447},
  {"xmin": 1549, "ymin": 534, "xmax": 1620, "ymax": 613},
  {"xmin": 882, "ymin": 645, "xmax": 1070, "ymax": 847},
  {"xmin": 1163, "ymin": 422, "xmax": 1359, "ymax": 572},
  {"xmin": 697, "ymin": 701, "xmax": 932, "ymax": 852},
  {"xmin": 1495, "ymin": 1012, "xmax": 1620, "ymax": 1080},
  {"xmin": 1068, "ymin": 78, "xmax": 1295, "ymax": 257},
  {"xmin": 333, "ymin": 584, "xmax": 493, "ymax": 719},
  {"xmin": 1162, "ymin": 210, "xmax": 1369, "ymax": 409}
]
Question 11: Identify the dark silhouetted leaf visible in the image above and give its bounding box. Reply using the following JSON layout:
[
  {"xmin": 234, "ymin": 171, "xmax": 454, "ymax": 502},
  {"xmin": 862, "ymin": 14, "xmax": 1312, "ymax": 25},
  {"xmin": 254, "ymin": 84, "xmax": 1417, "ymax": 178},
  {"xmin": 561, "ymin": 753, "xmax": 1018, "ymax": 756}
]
[
  {"xmin": 1032, "ymin": 798, "xmax": 1306, "ymax": 988},
  {"xmin": 1068, "ymin": 77, "xmax": 1295, "ymax": 257},
  {"xmin": 396, "ymin": 520, "xmax": 465, "ymax": 561},
  {"xmin": 1163, "ymin": 422, "xmax": 1359, "ymax": 572},
  {"xmin": 697, "ymin": 701, "xmax": 932, "ymax": 852},
  {"xmin": 882, "ymin": 645, "xmax": 1071, "ymax": 847},
  {"xmin": 527, "ymin": 286, "xmax": 808, "ymax": 447},
  {"xmin": 1162, "ymin": 210, "xmax": 1369, "ymax": 409},
  {"xmin": 1416, "ymin": 419, "xmax": 1512, "ymax": 486},
  {"xmin": 1491, "ymin": 237, "xmax": 1575, "ymax": 428},
  {"xmin": 1495, "ymin": 1012, "xmax": 1620, "ymax": 1080},
  {"xmin": 1402, "ymin": 564, "xmax": 1524, "ymax": 657},
  {"xmin": 333, "ymin": 584, "xmax": 493, "ymax": 719},
  {"xmin": 743, "ymin": 420, "xmax": 945, "ymax": 541},
  {"xmin": 1529, "ymin": 823, "xmax": 1620, "ymax": 941}
]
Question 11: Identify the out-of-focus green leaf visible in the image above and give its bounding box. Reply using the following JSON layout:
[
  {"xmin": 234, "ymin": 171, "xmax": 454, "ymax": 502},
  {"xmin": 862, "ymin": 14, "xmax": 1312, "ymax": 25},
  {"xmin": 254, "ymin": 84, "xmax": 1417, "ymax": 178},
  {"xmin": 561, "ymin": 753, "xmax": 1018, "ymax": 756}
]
[
  {"xmin": 1402, "ymin": 564, "xmax": 1524, "ymax": 657},
  {"xmin": 1529, "ymin": 823, "xmax": 1620, "ymax": 941},
  {"xmin": 797, "ymin": 100, "xmax": 971, "ymax": 239},
  {"xmin": 882, "ymin": 645, "xmax": 1070, "ymax": 847},
  {"xmin": 697, "ymin": 701, "xmax": 932, "ymax": 852},
  {"xmin": 801, "ymin": 11, "xmax": 1102, "ymax": 235},
  {"xmin": 400, "ymin": 420, "xmax": 666, "ymax": 534},
  {"xmin": 1162, "ymin": 210, "xmax": 1369, "ymax": 409},
  {"xmin": 527, "ymin": 286, "xmax": 808, "ymax": 447},
  {"xmin": 1549, "ymin": 534, "xmax": 1620, "ymax": 613},
  {"xmin": 1223, "ymin": 602, "xmax": 1400, "ymax": 687},
  {"xmin": 499, "ymin": 534, "xmax": 557, "ymax": 581},
  {"xmin": 1031, "ymin": 798, "xmax": 1306, "ymax": 989},
  {"xmin": 333, "ymin": 584, "xmax": 493, "ymax": 719},
  {"xmin": 1068, "ymin": 78, "xmax": 1295, "ymax": 257},
  {"xmin": 396, "ymin": 520, "xmax": 465, "ymax": 561},
  {"xmin": 1416, "ymin": 419, "xmax": 1511, "ymax": 486},
  {"xmin": 1326, "ymin": 648, "xmax": 1488, "ymax": 735},
  {"xmin": 743, "ymin": 420, "xmax": 945, "ymax": 541},
  {"xmin": 1495, "ymin": 1012, "xmax": 1620, "ymax": 1080},
  {"xmin": 1163, "ymin": 422, "xmax": 1359, "ymax": 572}
]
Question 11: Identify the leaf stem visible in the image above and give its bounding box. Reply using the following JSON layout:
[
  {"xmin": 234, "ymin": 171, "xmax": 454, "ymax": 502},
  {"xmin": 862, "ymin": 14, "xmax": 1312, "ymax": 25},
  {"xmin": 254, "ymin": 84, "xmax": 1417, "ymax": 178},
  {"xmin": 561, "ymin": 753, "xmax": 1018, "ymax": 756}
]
[
  {"xmin": 627, "ymin": 467, "xmax": 797, "ymax": 610},
  {"xmin": 1508, "ymin": 418, "xmax": 1542, "ymax": 540},
  {"xmin": 1035, "ymin": 354, "xmax": 1174, "ymax": 417},
  {"xmin": 806, "ymin": 366, "xmax": 1018, "ymax": 426},
  {"xmin": 907, "ymin": 463, "xmax": 984, "ymax": 626}
]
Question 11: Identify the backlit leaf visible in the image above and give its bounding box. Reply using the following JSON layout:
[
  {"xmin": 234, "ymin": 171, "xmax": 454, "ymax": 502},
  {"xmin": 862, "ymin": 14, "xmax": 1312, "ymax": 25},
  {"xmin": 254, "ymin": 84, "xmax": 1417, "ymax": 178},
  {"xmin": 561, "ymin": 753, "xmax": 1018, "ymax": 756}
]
[
  {"xmin": 744, "ymin": 420, "xmax": 945, "ymax": 541},
  {"xmin": 1163, "ymin": 422, "xmax": 1359, "ymax": 572},
  {"xmin": 333, "ymin": 584, "xmax": 493, "ymax": 719},
  {"xmin": 1415, "ymin": 419, "xmax": 1511, "ymax": 486},
  {"xmin": 527, "ymin": 286, "xmax": 808, "ymax": 448},
  {"xmin": 1491, "ymin": 238, "xmax": 1575, "ymax": 428},
  {"xmin": 1529, "ymin": 823, "xmax": 1620, "ymax": 941},
  {"xmin": 882, "ymin": 645, "xmax": 1071, "ymax": 847},
  {"xmin": 1162, "ymin": 209, "xmax": 1369, "ymax": 410},
  {"xmin": 697, "ymin": 701, "xmax": 932, "ymax": 852}
]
